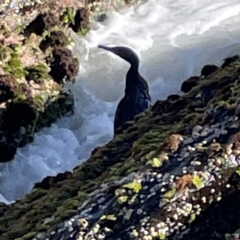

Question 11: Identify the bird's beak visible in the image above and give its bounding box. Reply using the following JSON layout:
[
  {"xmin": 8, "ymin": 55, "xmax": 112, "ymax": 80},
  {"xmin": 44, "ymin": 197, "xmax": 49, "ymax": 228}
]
[{"xmin": 98, "ymin": 45, "xmax": 112, "ymax": 51}]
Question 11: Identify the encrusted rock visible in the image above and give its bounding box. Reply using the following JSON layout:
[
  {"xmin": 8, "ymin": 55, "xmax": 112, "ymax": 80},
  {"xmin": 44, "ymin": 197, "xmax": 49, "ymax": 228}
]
[
  {"xmin": 181, "ymin": 76, "xmax": 199, "ymax": 93},
  {"xmin": 24, "ymin": 13, "xmax": 58, "ymax": 37},
  {"xmin": 69, "ymin": 8, "xmax": 90, "ymax": 34},
  {"xmin": 0, "ymin": 1, "xmax": 83, "ymax": 161},
  {"xmin": 221, "ymin": 55, "xmax": 239, "ymax": 68},
  {"xmin": 200, "ymin": 64, "xmax": 219, "ymax": 77},
  {"xmin": 0, "ymin": 75, "xmax": 16, "ymax": 103},
  {"xmin": 1, "ymin": 54, "xmax": 240, "ymax": 239},
  {"xmin": 48, "ymin": 47, "xmax": 79, "ymax": 84}
]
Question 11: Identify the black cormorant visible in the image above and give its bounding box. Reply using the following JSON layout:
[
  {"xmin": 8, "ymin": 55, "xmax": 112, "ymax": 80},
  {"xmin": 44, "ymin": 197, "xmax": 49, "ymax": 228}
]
[{"xmin": 98, "ymin": 45, "xmax": 151, "ymax": 134}]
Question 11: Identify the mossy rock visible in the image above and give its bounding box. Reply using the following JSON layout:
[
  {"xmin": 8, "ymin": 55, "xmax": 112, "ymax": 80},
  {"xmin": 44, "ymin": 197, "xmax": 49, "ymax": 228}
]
[
  {"xmin": 3, "ymin": 46, "xmax": 26, "ymax": 80},
  {"xmin": 0, "ymin": 3, "xmax": 84, "ymax": 162},
  {"xmin": 0, "ymin": 55, "xmax": 237, "ymax": 239},
  {"xmin": 25, "ymin": 63, "xmax": 51, "ymax": 84},
  {"xmin": 48, "ymin": 47, "xmax": 79, "ymax": 84}
]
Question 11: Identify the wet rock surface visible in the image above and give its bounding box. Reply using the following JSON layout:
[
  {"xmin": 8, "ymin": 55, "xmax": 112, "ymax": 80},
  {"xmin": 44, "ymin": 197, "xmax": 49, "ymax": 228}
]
[
  {"xmin": 0, "ymin": 1, "xmax": 90, "ymax": 161},
  {"xmin": 1, "ymin": 56, "xmax": 240, "ymax": 239}
]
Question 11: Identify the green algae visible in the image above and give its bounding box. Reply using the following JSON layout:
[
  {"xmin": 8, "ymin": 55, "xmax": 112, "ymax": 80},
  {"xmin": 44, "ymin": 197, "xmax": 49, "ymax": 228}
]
[
  {"xmin": 25, "ymin": 63, "xmax": 51, "ymax": 83},
  {"xmin": 15, "ymin": 231, "xmax": 37, "ymax": 240},
  {"xmin": 32, "ymin": 95, "xmax": 45, "ymax": 112},
  {"xmin": 188, "ymin": 213, "xmax": 196, "ymax": 223},
  {"xmin": 145, "ymin": 151, "xmax": 157, "ymax": 160},
  {"xmin": 66, "ymin": 7, "xmax": 75, "ymax": 25},
  {"xmin": 78, "ymin": 191, "xmax": 88, "ymax": 197},
  {"xmin": 158, "ymin": 233, "xmax": 167, "ymax": 240},
  {"xmin": 0, "ymin": 44, "xmax": 12, "ymax": 62},
  {"xmin": 77, "ymin": 27, "xmax": 89, "ymax": 36},
  {"xmin": 192, "ymin": 175, "xmax": 204, "ymax": 190},
  {"xmin": 108, "ymin": 160, "xmax": 138, "ymax": 178},
  {"xmin": 118, "ymin": 196, "xmax": 128, "ymax": 203},
  {"xmin": 235, "ymin": 168, "xmax": 240, "ymax": 176},
  {"xmin": 150, "ymin": 157, "xmax": 163, "ymax": 168},
  {"xmin": 3, "ymin": 46, "xmax": 26, "ymax": 79},
  {"xmin": 12, "ymin": 93, "xmax": 27, "ymax": 103},
  {"xmin": 123, "ymin": 181, "xmax": 142, "ymax": 193},
  {"xmin": 163, "ymin": 188, "xmax": 176, "ymax": 199}
]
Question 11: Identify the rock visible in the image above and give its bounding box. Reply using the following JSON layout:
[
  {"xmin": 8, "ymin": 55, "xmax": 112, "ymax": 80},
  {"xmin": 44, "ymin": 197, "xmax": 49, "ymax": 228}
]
[
  {"xmin": 181, "ymin": 76, "xmax": 199, "ymax": 93},
  {"xmin": 0, "ymin": 140, "xmax": 17, "ymax": 162},
  {"xmin": 167, "ymin": 94, "xmax": 180, "ymax": 101},
  {"xmin": 34, "ymin": 171, "xmax": 72, "ymax": 190},
  {"xmin": 221, "ymin": 55, "xmax": 239, "ymax": 68},
  {"xmin": 2, "ymin": 102, "xmax": 37, "ymax": 133},
  {"xmin": 1, "ymin": 54, "xmax": 240, "ymax": 239},
  {"xmin": 0, "ymin": 2, "xmax": 83, "ymax": 161},
  {"xmin": 0, "ymin": 75, "xmax": 15, "ymax": 103},
  {"xmin": 39, "ymin": 31, "xmax": 69, "ymax": 53},
  {"xmin": 69, "ymin": 8, "xmax": 90, "ymax": 34},
  {"xmin": 200, "ymin": 64, "xmax": 219, "ymax": 77},
  {"xmin": 24, "ymin": 13, "xmax": 58, "ymax": 37},
  {"xmin": 48, "ymin": 47, "xmax": 79, "ymax": 84}
]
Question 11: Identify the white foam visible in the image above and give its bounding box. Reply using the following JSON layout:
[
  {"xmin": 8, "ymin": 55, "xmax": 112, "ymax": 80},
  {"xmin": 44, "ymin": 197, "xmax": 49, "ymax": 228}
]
[{"xmin": 1, "ymin": 0, "xmax": 240, "ymax": 203}]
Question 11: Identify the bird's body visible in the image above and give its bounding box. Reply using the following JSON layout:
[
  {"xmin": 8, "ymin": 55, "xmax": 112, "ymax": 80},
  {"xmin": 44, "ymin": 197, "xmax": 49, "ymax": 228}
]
[{"xmin": 98, "ymin": 45, "xmax": 151, "ymax": 134}]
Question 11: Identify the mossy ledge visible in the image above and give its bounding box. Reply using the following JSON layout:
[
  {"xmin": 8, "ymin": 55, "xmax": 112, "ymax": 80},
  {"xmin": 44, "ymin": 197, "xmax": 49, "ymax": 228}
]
[
  {"xmin": 0, "ymin": 54, "xmax": 240, "ymax": 239},
  {"xmin": 0, "ymin": 1, "xmax": 92, "ymax": 162}
]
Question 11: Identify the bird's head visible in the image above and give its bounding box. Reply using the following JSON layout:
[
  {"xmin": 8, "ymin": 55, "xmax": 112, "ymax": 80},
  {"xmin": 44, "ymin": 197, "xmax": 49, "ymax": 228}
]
[{"xmin": 98, "ymin": 45, "xmax": 139, "ymax": 67}]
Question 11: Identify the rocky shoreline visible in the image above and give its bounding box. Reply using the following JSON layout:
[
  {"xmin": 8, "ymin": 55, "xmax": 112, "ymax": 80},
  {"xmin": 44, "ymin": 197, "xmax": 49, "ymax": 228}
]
[
  {"xmin": 0, "ymin": 1, "xmax": 88, "ymax": 161},
  {"xmin": 1, "ymin": 1, "xmax": 240, "ymax": 240},
  {"xmin": 1, "ymin": 54, "xmax": 240, "ymax": 239}
]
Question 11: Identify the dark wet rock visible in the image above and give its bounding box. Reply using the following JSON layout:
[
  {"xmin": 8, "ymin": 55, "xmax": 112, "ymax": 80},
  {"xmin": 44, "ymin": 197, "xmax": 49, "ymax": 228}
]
[
  {"xmin": 2, "ymin": 101, "xmax": 37, "ymax": 133},
  {"xmin": 24, "ymin": 13, "xmax": 58, "ymax": 37},
  {"xmin": 200, "ymin": 64, "xmax": 219, "ymax": 77},
  {"xmin": 39, "ymin": 31, "xmax": 69, "ymax": 53},
  {"xmin": 182, "ymin": 182, "xmax": 240, "ymax": 240},
  {"xmin": 0, "ymin": 140, "xmax": 17, "ymax": 162},
  {"xmin": 35, "ymin": 91, "xmax": 74, "ymax": 131},
  {"xmin": 48, "ymin": 47, "xmax": 79, "ymax": 84},
  {"xmin": 0, "ymin": 75, "xmax": 15, "ymax": 103},
  {"xmin": 69, "ymin": 8, "xmax": 90, "ymax": 34},
  {"xmin": 222, "ymin": 55, "xmax": 239, "ymax": 68},
  {"xmin": 181, "ymin": 76, "xmax": 199, "ymax": 93},
  {"xmin": 0, "ymin": 90, "xmax": 74, "ymax": 162},
  {"xmin": 96, "ymin": 13, "xmax": 107, "ymax": 22},
  {"xmin": 167, "ymin": 94, "xmax": 180, "ymax": 101},
  {"xmin": 34, "ymin": 171, "xmax": 72, "ymax": 190}
]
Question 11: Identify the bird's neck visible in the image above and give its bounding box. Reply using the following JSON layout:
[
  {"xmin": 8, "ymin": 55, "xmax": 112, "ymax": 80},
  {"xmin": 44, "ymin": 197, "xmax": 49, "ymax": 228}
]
[
  {"xmin": 128, "ymin": 57, "xmax": 139, "ymax": 69},
  {"xmin": 128, "ymin": 60, "xmax": 139, "ymax": 73},
  {"xmin": 124, "ymin": 64, "xmax": 139, "ymax": 95}
]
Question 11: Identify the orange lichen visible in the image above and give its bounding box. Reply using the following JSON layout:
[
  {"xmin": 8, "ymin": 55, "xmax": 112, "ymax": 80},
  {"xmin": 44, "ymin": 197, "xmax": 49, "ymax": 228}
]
[{"xmin": 175, "ymin": 174, "xmax": 193, "ymax": 191}]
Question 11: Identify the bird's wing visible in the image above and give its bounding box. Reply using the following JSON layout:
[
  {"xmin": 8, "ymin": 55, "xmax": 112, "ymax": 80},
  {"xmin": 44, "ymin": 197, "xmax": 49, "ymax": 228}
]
[
  {"xmin": 138, "ymin": 75, "xmax": 151, "ymax": 102},
  {"xmin": 114, "ymin": 97, "xmax": 134, "ymax": 132}
]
